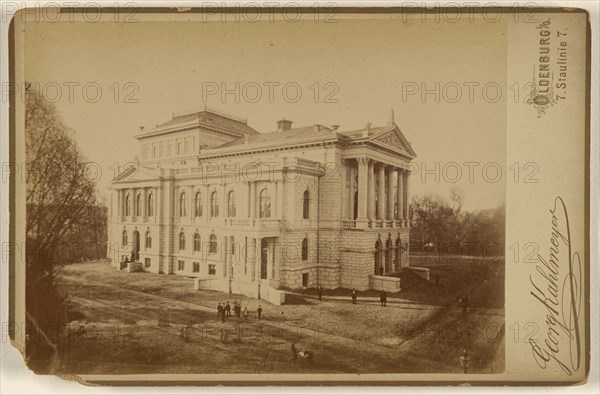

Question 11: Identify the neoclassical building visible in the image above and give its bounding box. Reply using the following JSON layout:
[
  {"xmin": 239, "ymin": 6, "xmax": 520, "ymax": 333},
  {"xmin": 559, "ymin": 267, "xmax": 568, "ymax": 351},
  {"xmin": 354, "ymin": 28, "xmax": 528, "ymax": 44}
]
[{"xmin": 108, "ymin": 106, "xmax": 416, "ymax": 298}]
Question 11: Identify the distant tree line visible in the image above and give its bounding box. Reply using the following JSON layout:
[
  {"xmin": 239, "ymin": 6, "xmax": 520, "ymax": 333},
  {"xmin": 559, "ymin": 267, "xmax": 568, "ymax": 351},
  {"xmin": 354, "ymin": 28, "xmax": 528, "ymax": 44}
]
[
  {"xmin": 409, "ymin": 188, "xmax": 505, "ymax": 257},
  {"xmin": 25, "ymin": 88, "xmax": 106, "ymax": 371}
]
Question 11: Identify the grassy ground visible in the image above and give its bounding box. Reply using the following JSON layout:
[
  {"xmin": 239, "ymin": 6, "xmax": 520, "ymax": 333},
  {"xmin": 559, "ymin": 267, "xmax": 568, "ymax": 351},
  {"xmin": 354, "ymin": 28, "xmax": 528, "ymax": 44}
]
[{"xmin": 45, "ymin": 257, "xmax": 504, "ymax": 375}]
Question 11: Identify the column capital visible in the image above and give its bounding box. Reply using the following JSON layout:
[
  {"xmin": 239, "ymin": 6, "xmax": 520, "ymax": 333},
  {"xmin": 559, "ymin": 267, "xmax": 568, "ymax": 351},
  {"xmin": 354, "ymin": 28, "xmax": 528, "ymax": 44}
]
[{"xmin": 357, "ymin": 157, "xmax": 370, "ymax": 166}]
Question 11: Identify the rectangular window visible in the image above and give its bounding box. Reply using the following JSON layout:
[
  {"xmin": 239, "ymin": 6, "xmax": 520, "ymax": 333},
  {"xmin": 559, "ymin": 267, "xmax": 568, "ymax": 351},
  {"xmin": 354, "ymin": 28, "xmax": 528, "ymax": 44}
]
[
  {"xmin": 208, "ymin": 264, "xmax": 216, "ymax": 275},
  {"xmin": 302, "ymin": 272, "xmax": 309, "ymax": 287},
  {"xmin": 178, "ymin": 260, "xmax": 185, "ymax": 271},
  {"xmin": 145, "ymin": 258, "xmax": 151, "ymax": 268},
  {"xmin": 193, "ymin": 262, "xmax": 200, "ymax": 273}
]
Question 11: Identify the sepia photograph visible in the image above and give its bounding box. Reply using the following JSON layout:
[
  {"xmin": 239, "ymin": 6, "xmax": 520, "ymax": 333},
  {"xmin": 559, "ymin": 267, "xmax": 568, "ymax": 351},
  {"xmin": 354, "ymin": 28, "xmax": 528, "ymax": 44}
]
[{"xmin": 3, "ymin": 3, "xmax": 591, "ymax": 387}]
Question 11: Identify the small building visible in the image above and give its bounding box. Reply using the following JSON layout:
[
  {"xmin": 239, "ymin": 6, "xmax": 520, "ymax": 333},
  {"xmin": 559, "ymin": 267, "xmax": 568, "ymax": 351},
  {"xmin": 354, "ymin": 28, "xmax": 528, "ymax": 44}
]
[{"xmin": 108, "ymin": 106, "xmax": 416, "ymax": 298}]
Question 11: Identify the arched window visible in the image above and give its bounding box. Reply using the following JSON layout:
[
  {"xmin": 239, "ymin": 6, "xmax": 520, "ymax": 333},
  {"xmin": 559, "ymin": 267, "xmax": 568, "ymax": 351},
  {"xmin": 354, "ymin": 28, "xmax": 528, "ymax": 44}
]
[
  {"xmin": 122, "ymin": 230, "xmax": 128, "ymax": 246},
  {"xmin": 209, "ymin": 234, "xmax": 217, "ymax": 253},
  {"xmin": 179, "ymin": 192, "xmax": 187, "ymax": 217},
  {"xmin": 302, "ymin": 237, "xmax": 308, "ymax": 261},
  {"xmin": 259, "ymin": 188, "xmax": 271, "ymax": 218},
  {"xmin": 395, "ymin": 237, "xmax": 402, "ymax": 270},
  {"xmin": 145, "ymin": 231, "xmax": 152, "ymax": 249},
  {"xmin": 194, "ymin": 192, "xmax": 203, "ymax": 217},
  {"xmin": 135, "ymin": 193, "xmax": 142, "ymax": 216},
  {"xmin": 210, "ymin": 191, "xmax": 219, "ymax": 217},
  {"xmin": 302, "ymin": 190, "xmax": 310, "ymax": 219},
  {"xmin": 227, "ymin": 191, "xmax": 236, "ymax": 217},
  {"xmin": 147, "ymin": 192, "xmax": 154, "ymax": 217},
  {"xmin": 124, "ymin": 194, "xmax": 131, "ymax": 216},
  {"xmin": 374, "ymin": 240, "xmax": 382, "ymax": 274},
  {"xmin": 193, "ymin": 233, "xmax": 201, "ymax": 252},
  {"xmin": 179, "ymin": 232, "xmax": 186, "ymax": 250}
]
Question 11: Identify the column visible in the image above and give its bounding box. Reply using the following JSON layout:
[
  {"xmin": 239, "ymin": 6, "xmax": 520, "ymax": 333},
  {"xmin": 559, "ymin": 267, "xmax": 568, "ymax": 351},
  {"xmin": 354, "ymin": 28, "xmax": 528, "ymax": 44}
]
[
  {"xmin": 267, "ymin": 242, "xmax": 273, "ymax": 280},
  {"xmin": 251, "ymin": 237, "xmax": 257, "ymax": 282},
  {"xmin": 250, "ymin": 181, "xmax": 256, "ymax": 219},
  {"xmin": 403, "ymin": 171, "xmax": 409, "ymax": 220},
  {"xmin": 274, "ymin": 180, "xmax": 279, "ymax": 218},
  {"xmin": 377, "ymin": 164, "xmax": 386, "ymax": 220},
  {"xmin": 223, "ymin": 236, "xmax": 228, "ymax": 277},
  {"xmin": 276, "ymin": 180, "xmax": 283, "ymax": 219},
  {"xmin": 397, "ymin": 169, "xmax": 404, "ymax": 221},
  {"xmin": 142, "ymin": 188, "xmax": 147, "ymax": 219},
  {"xmin": 387, "ymin": 168, "xmax": 395, "ymax": 221},
  {"xmin": 348, "ymin": 161, "xmax": 355, "ymax": 219},
  {"xmin": 367, "ymin": 160, "xmax": 375, "ymax": 220},
  {"xmin": 357, "ymin": 158, "xmax": 368, "ymax": 222},
  {"xmin": 117, "ymin": 189, "xmax": 122, "ymax": 217},
  {"xmin": 254, "ymin": 238, "xmax": 261, "ymax": 282}
]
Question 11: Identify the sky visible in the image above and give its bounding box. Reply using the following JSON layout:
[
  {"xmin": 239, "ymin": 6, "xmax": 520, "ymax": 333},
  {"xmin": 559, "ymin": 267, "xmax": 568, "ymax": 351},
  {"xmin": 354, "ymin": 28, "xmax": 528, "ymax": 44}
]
[{"xmin": 23, "ymin": 13, "xmax": 507, "ymax": 211}]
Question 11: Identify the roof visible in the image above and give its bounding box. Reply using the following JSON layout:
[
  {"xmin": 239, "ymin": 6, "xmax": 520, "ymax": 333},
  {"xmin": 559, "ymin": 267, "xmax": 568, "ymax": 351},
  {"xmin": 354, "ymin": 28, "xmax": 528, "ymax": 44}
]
[
  {"xmin": 338, "ymin": 126, "xmax": 388, "ymax": 139},
  {"xmin": 214, "ymin": 125, "xmax": 337, "ymax": 151},
  {"xmin": 137, "ymin": 108, "xmax": 260, "ymax": 139}
]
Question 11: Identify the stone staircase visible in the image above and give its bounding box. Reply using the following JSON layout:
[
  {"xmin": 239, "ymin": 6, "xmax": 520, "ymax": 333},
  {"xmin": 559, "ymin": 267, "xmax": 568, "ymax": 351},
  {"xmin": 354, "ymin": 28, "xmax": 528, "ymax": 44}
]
[{"xmin": 388, "ymin": 269, "xmax": 424, "ymax": 290}]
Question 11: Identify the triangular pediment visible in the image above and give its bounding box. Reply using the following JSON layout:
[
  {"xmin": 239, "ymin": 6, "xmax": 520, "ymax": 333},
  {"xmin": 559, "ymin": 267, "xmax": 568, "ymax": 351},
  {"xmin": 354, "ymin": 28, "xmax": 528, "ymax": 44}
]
[
  {"xmin": 113, "ymin": 164, "xmax": 160, "ymax": 183},
  {"xmin": 372, "ymin": 125, "xmax": 416, "ymax": 158}
]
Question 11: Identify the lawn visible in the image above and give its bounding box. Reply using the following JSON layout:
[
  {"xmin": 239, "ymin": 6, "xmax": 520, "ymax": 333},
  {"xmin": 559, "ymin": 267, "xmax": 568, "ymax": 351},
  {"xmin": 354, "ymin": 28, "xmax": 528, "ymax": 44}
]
[{"xmin": 40, "ymin": 258, "xmax": 504, "ymax": 375}]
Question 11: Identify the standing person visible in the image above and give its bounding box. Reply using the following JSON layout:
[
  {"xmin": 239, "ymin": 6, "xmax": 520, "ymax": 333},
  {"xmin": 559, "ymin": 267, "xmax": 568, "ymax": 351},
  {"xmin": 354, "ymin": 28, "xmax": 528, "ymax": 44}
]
[
  {"xmin": 351, "ymin": 289, "xmax": 357, "ymax": 305},
  {"xmin": 217, "ymin": 303, "xmax": 223, "ymax": 320},
  {"xmin": 257, "ymin": 305, "xmax": 263, "ymax": 320},
  {"xmin": 317, "ymin": 285, "xmax": 323, "ymax": 301},
  {"xmin": 379, "ymin": 264, "xmax": 384, "ymax": 276},
  {"xmin": 234, "ymin": 302, "xmax": 241, "ymax": 318},
  {"xmin": 380, "ymin": 291, "xmax": 387, "ymax": 307},
  {"xmin": 225, "ymin": 301, "xmax": 231, "ymax": 317},
  {"xmin": 243, "ymin": 306, "xmax": 249, "ymax": 319}
]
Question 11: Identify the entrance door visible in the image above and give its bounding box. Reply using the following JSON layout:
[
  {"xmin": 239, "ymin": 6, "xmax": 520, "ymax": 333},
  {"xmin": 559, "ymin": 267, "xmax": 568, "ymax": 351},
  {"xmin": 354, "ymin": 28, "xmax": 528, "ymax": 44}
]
[
  {"xmin": 260, "ymin": 239, "xmax": 268, "ymax": 280},
  {"xmin": 385, "ymin": 238, "xmax": 392, "ymax": 273}
]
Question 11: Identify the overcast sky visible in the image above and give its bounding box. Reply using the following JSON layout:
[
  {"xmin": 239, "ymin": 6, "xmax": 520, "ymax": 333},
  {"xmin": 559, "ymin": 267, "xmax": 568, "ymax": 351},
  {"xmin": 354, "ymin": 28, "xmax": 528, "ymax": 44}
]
[{"xmin": 24, "ymin": 14, "xmax": 507, "ymax": 211}]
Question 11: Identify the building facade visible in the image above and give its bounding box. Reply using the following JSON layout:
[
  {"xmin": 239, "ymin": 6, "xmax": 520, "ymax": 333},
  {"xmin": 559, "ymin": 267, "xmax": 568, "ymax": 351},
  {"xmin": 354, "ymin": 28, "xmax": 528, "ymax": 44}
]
[{"xmin": 108, "ymin": 106, "xmax": 416, "ymax": 294}]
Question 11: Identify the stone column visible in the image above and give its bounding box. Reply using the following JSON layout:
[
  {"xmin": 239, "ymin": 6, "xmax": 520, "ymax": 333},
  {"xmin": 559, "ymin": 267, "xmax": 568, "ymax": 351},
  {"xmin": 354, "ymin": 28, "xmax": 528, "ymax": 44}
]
[
  {"xmin": 377, "ymin": 164, "xmax": 386, "ymax": 220},
  {"xmin": 254, "ymin": 238, "xmax": 261, "ymax": 282},
  {"xmin": 250, "ymin": 181, "xmax": 256, "ymax": 219},
  {"xmin": 397, "ymin": 169, "xmax": 404, "ymax": 221},
  {"xmin": 348, "ymin": 161, "xmax": 355, "ymax": 219},
  {"xmin": 357, "ymin": 158, "xmax": 368, "ymax": 222},
  {"xmin": 223, "ymin": 236, "xmax": 228, "ymax": 277},
  {"xmin": 246, "ymin": 237, "xmax": 257, "ymax": 282},
  {"xmin": 367, "ymin": 160, "xmax": 375, "ymax": 220},
  {"xmin": 274, "ymin": 180, "xmax": 279, "ymax": 218},
  {"xmin": 387, "ymin": 168, "xmax": 395, "ymax": 221},
  {"xmin": 276, "ymin": 179, "xmax": 283, "ymax": 219},
  {"xmin": 403, "ymin": 171, "xmax": 409, "ymax": 220}
]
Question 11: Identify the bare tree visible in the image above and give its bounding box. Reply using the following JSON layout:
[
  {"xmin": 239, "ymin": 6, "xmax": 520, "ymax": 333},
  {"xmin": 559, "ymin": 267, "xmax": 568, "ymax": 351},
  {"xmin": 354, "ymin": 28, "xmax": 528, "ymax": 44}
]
[{"xmin": 25, "ymin": 88, "xmax": 99, "ymax": 371}]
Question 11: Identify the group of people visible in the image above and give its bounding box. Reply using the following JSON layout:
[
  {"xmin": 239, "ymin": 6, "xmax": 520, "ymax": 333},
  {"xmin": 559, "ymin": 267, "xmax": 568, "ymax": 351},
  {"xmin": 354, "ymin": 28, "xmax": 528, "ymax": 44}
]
[{"xmin": 216, "ymin": 301, "xmax": 262, "ymax": 322}]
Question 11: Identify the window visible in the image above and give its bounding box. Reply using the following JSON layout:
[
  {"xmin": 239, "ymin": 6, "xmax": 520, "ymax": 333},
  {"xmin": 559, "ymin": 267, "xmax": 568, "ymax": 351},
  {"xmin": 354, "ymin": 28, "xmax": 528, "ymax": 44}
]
[
  {"xmin": 227, "ymin": 191, "xmax": 236, "ymax": 217},
  {"xmin": 303, "ymin": 190, "xmax": 310, "ymax": 219},
  {"xmin": 259, "ymin": 188, "xmax": 271, "ymax": 218},
  {"xmin": 144, "ymin": 258, "xmax": 151, "ymax": 268},
  {"xmin": 194, "ymin": 192, "xmax": 203, "ymax": 217},
  {"xmin": 124, "ymin": 194, "xmax": 131, "ymax": 216},
  {"xmin": 147, "ymin": 192, "xmax": 154, "ymax": 217},
  {"xmin": 179, "ymin": 192, "xmax": 187, "ymax": 217},
  {"xmin": 193, "ymin": 233, "xmax": 201, "ymax": 252},
  {"xmin": 178, "ymin": 260, "xmax": 185, "ymax": 271},
  {"xmin": 210, "ymin": 191, "xmax": 219, "ymax": 217},
  {"xmin": 193, "ymin": 262, "xmax": 200, "ymax": 273},
  {"xmin": 179, "ymin": 232, "xmax": 186, "ymax": 250},
  {"xmin": 135, "ymin": 194, "xmax": 142, "ymax": 216},
  {"xmin": 145, "ymin": 231, "xmax": 152, "ymax": 249},
  {"xmin": 302, "ymin": 237, "xmax": 308, "ymax": 261},
  {"xmin": 208, "ymin": 264, "xmax": 216, "ymax": 275},
  {"xmin": 209, "ymin": 234, "xmax": 217, "ymax": 253},
  {"xmin": 122, "ymin": 230, "xmax": 128, "ymax": 247}
]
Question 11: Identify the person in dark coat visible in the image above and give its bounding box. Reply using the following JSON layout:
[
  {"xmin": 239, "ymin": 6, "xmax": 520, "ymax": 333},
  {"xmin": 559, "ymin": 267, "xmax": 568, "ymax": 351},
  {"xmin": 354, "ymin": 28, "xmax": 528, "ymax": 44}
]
[
  {"xmin": 380, "ymin": 291, "xmax": 387, "ymax": 307},
  {"xmin": 351, "ymin": 289, "xmax": 357, "ymax": 305},
  {"xmin": 234, "ymin": 302, "xmax": 241, "ymax": 318},
  {"xmin": 317, "ymin": 285, "xmax": 323, "ymax": 301},
  {"xmin": 217, "ymin": 303, "xmax": 223, "ymax": 320},
  {"xmin": 257, "ymin": 305, "xmax": 263, "ymax": 320},
  {"xmin": 225, "ymin": 301, "xmax": 231, "ymax": 316},
  {"xmin": 379, "ymin": 265, "xmax": 384, "ymax": 276}
]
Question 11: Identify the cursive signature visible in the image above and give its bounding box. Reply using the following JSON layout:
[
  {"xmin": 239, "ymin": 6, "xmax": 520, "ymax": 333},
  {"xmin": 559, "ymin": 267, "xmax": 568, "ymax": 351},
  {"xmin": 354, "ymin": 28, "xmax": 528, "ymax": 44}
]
[{"xmin": 528, "ymin": 196, "xmax": 582, "ymax": 375}]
